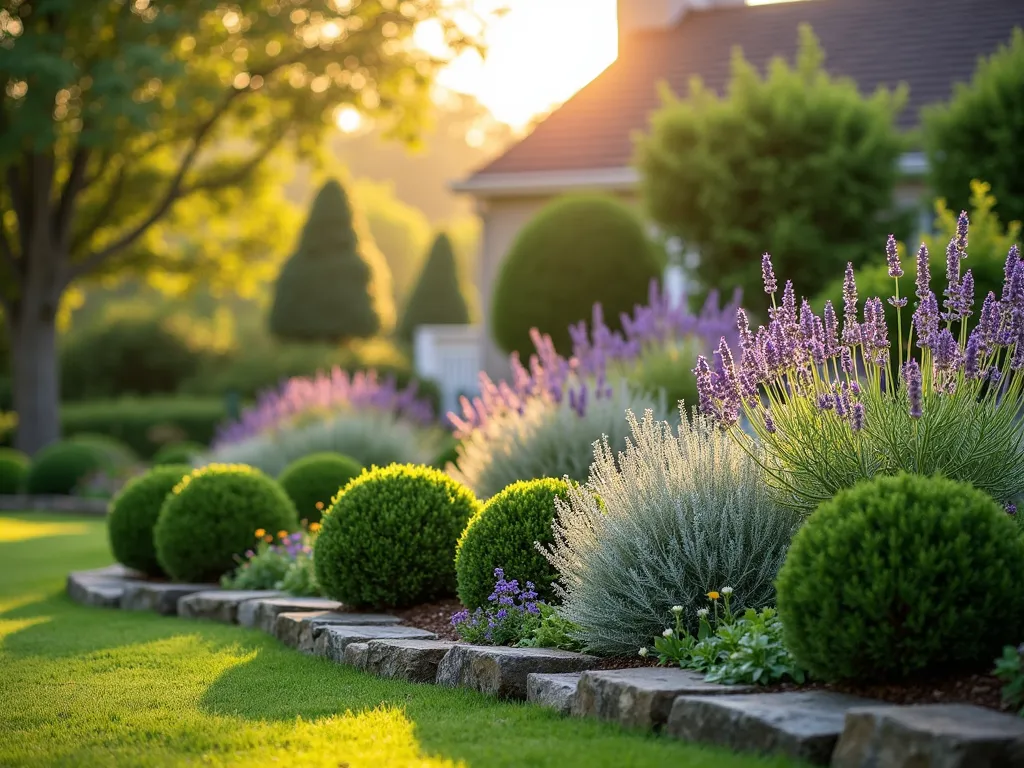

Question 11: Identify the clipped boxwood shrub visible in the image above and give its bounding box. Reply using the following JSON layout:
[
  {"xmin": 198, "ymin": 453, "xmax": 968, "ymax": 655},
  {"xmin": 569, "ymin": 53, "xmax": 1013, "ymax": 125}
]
[
  {"xmin": 25, "ymin": 440, "xmax": 109, "ymax": 495},
  {"xmin": 314, "ymin": 464, "xmax": 480, "ymax": 609},
  {"xmin": 0, "ymin": 447, "xmax": 28, "ymax": 494},
  {"xmin": 455, "ymin": 478, "xmax": 569, "ymax": 609},
  {"xmin": 154, "ymin": 463, "xmax": 299, "ymax": 583},
  {"xmin": 152, "ymin": 441, "xmax": 206, "ymax": 466},
  {"xmin": 277, "ymin": 452, "xmax": 363, "ymax": 524},
  {"xmin": 490, "ymin": 193, "xmax": 662, "ymax": 358},
  {"xmin": 67, "ymin": 433, "xmax": 138, "ymax": 468},
  {"xmin": 777, "ymin": 473, "xmax": 1024, "ymax": 682},
  {"xmin": 107, "ymin": 464, "xmax": 192, "ymax": 576}
]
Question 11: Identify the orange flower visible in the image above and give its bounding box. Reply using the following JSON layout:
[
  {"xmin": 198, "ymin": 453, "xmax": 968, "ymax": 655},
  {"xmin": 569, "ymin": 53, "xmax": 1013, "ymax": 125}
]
[
  {"xmin": 277, "ymin": 530, "xmax": 288, "ymax": 539},
  {"xmin": 254, "ymin": 528, "xmax": 266, "ymax": 539},
  {"xmin": 707, "ymin": 591, "xmax": 720, "ymax": 600},
  {"xmin": 264, "ymin": 535, "xmax": 273, "ymax": 543},
  {"xmin": 315, "ymin": 501, "xmax": 324, "ymax": 510},
  {"xmin": 309, "ymin": 522, "xmax": 321, "ymax": 533}
]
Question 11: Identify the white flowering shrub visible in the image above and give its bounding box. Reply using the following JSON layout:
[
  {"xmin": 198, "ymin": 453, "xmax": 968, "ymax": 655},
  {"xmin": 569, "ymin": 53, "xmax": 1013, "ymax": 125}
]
[{"xmin": 543, "ymin": 407, "xmax": 799, "ymax": 656}]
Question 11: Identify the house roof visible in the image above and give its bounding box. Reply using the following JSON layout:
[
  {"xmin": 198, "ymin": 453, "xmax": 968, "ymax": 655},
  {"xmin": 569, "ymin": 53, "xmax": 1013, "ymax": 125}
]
[{"xmin": 460, "ymin": 0, "xmax": 1023, "ymax": 190}]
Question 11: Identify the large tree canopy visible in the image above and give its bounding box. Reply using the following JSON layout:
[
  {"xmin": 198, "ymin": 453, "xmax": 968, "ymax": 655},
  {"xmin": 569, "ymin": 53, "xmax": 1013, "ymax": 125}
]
[{"xmin": 0, "ymin": 0, "xmax": 478, "ymax": 453}]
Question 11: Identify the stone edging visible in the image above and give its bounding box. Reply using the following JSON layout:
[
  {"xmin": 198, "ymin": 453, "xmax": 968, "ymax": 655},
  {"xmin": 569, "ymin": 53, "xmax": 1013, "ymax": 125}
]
[
  {"xmin": 66, "ymin": 566, "xmax": 1024, "ymax": 767},
  {"xmin": 1, "ymin": 494, "xmax": 108, "ymax": 515}
]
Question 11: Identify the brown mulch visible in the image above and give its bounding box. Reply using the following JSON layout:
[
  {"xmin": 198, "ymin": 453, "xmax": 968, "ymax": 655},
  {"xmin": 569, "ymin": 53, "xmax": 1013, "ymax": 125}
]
[{"xmin": 393, "ymin": 598, "xmax": 462, "ymax": 641}]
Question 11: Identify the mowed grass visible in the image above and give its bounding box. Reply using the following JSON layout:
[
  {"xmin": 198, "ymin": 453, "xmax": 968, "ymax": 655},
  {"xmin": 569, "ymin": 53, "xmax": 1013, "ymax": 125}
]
[{"xmin": 0, "ymin": 513, "xmax": 803, "ymax": 768}]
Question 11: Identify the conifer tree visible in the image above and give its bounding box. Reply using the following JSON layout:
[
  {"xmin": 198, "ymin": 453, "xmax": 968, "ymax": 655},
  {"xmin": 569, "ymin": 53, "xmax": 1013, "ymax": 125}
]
[
  {"xmin": 270, "ymin": 179, "xmax": 395, "ymax": 342},
  {"xmin": 398, "ymin": 233, "xmax": 472, "ymax": 343}
]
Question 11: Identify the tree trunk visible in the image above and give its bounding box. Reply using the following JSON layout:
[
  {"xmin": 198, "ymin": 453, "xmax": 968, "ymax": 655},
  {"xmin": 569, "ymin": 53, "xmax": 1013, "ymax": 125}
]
[{"xmin": 10, "ymin": 293, "xmax": 61, "ymax": 456}]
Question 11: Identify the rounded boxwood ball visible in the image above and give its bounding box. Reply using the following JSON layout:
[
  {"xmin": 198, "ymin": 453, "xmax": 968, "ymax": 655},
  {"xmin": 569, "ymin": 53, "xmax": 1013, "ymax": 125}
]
[
  {"xmin": 0, "ymin": 448, "xmax": 29, "ymax": 494},
  {"xmin": 25, "ymin": 440, "xmax": 108, "ymax": 495},
  {"xmin": 154, "ymin": 463, "xmax": 299, "ymax": 583},
  {"xmin": 314, "ymin": 464, "xmax": 480, "ymax": 609},
  {"xmin": 277, "ymin": 452, "xmax": 363, "ymax": 523},
  {"xmin": 776, "ymin": 473, "xmax": 1024, "ymax": 682},
  {"xmin": 455, "ymin": 478, "xmax": 569, "ymax": 609},
  {"xmin": 490, "ymin": 193, "xmax": 662, "ymax": 358},
  {"xmin": 152, "ymin": 441, "xmax": 206, "ymax": 466},
  {"xmin": 107, "ymin": 464, "xmax": 191, "ymax": 576}
]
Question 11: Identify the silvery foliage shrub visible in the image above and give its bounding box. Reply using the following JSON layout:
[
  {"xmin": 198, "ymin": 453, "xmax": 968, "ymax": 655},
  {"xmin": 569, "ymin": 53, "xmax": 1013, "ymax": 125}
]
[
  {"xmin": 448, "ymin": 386, "xmax": 664, "ymax": 500},
  {"xmin": 543, "ymin": 407, "xmax": 800, "ymax": 656},
  {"xmin": 205, "ymin": 411, "xmax": 439, "ymax": 477}
]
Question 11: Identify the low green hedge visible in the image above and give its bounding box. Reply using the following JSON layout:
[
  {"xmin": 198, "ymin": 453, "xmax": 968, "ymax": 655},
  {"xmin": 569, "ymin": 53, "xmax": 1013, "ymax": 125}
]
[
  {"xmin": 0, "ymin": 447, "xmax": 28, "ymax": 494},
  {"xmin": 61, "ymin": 397, "xmax": 227, "ymax": 459}
]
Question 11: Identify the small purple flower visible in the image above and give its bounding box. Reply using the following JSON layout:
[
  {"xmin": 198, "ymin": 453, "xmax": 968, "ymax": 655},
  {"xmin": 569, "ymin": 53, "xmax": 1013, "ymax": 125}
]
[
  {"xmin": 913, "ymin": 291, "xmax": 940, "ymax": 348},
  {"xmin": 842, "ymin": 263, "xmax": 859, "ymax": 345},
  {"xmin": 965, "ymin": 332, "xmax": 981, "ymax": 380},
  {"xmin": 816, "ymin": 393, "xmax": 834, "ymax": 411},
  {"xmin": 945, "ymin": 238, "xmax": 960, "ymax": 296},
  {"xmin": 823, "ymin": 300, "xmax": 839, "ymax": 357},
  {"xmin": 694, "ymin": 356, "xmax": 716, "ymax": 419},
  {"xmin": 903, "ymin": 359, "xmax": 923, "ymax": 419},
  {"xmin": 762, "ymin": 253, "xmax": 777, "ymax": 295},
  {"xmin": 851, "ymin": 401, "xmax": 865, "ymax": 432},
  {"xmin": 841, "ymin": 347, "xmax": 854, "ymax": 375},
  {"xmin": 1006, "ymin": 503, "xmax": 1018, "ymax": 517},
  {"xmin": 977, "ymin": 292, "xmax": 1001, "ymax": 353},
  {"xmin": 763, "ymin": 409, "xmax": 777, "ymax": 434},
  {"xmin": 955, "ymin": 210, "xmax": 969, "ymax": 254},
  {"xmin": 886, "ymin": 234, "xmax": 903, "ymax": 278},
  {"xmin": 915, "ymin": 243, "xmax": 931, "ymax": 299}
]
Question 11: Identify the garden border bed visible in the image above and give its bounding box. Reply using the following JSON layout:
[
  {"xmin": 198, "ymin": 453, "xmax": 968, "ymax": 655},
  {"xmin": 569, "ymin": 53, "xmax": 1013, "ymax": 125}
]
[{"xmin": 65, "ymin": 565, "xmax": 1024, "ymax": 767}]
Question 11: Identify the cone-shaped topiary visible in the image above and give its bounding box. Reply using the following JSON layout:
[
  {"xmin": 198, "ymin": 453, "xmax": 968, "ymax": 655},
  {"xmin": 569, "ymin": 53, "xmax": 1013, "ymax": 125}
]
[
  {"xmin": 0, "ymin": 447, "xmax": 28, "ymax": 494},
  {"xmin": 152, "ymin": 441, "xmax": 206, "ymax": 467},
  {"xmin": 314, "ymin": 464, "xmax": 480, "ymax": 609},
  {"xmin": 455, "ymin": 478, "xmax": 569, "ymax": 609},
  {"xmin": 107, "ymin": 464, "xmax": 192, "ymax": 576},
  {"xmin": 397, "ymin": 233, "xmax": 471, "ymax": 343},
  {"xmin": 154, "ymin": 463, "xmax": 299, "ymax": 583},
  {"xmin": 277, "ymin": 452, "xmax": 363, "ymax": 524},
  {"xmin": 270, "ymin": 178, "xmax": 395, "ymax": 342},
  {"xmin": 776, "ymin": 473, "xmax": 1024, "ymax": 682},
  {"xmin": 491, "ymin": 194, "xmax": 662, "ymax": 358}
]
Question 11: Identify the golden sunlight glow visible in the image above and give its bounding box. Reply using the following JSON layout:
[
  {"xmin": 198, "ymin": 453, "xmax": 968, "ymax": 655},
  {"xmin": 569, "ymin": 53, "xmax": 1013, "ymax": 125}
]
[
  {"xmin": 419, "ymin": 0, "xmax": 619, "ymax": 131},
  {"xmin": 335, "ymin": 105, "xmax": 363, "ymax": 133}
]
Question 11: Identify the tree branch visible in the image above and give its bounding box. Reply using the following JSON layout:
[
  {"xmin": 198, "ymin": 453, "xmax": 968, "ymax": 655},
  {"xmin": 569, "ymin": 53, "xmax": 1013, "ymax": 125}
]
[
  {"xmin": 54, "ymin": 145, "xmax": 91, "ymax": 248},
  {"xmin": 70, "ymin": 160, "xmax": 127, "ymax": 254},
  {"xmin": 183, "ymin": 129, "xmax": 289, "ymax": 195}
]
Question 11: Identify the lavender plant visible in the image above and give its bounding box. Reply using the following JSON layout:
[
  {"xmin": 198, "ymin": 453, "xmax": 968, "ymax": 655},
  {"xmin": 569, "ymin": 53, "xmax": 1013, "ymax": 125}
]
[
  {"xmin": 695, "ymin": 217, "xmax": 1024, "ymax": 512},
  {"xmin": 450, "ymin": 568, "xmax": 544, "ymax": 646},
  {"xmin": 206, "ymin": 368, "xmax": 441, "ymax": 475},
  {"xmin": 447, "ymin": 282, "xmax": 737, "ymax": 498},
  {"xmin": 542, "ymin": 408, "xmax": 798, "ymax": 656}
]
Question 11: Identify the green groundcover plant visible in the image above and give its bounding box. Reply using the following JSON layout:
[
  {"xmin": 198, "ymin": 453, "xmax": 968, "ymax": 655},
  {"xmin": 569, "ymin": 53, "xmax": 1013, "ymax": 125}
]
[
  {"xmin": 222, "ymin": 523, "xmax": 322, "ymax": 596},
  {"xmin": 696, "ymin": 215, "xmax": 1024, "ymax": 512},
  {"xmin": 776, "ymin": 473, "xmax": 1024, "ymax": 681},
  {"xmin": 995, "ymin": 644, "xmax": 1024, "ymax": 716}
]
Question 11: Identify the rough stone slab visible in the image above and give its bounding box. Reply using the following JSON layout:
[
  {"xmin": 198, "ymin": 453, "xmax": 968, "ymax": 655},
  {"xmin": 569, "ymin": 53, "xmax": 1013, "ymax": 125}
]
[
  {"xmin": 363, "ymin": 639, "xmax": 456, "ymax": 683},
  {"xmin": 177, "ymin": 590, "xmax": 285, "ymax": 624},
  {"xmin": 236, "ymin": 596, "xmax": 342, "ymax": 633},
  {"xmin": 121, "ymin": 581, "xmax": 219, "ymax": 615},
  {"xmin": 66, "ymin": 565, "xmax": 144, "ymax": 607},
  {"xmin": 314, "ymin": 624, "xmax": 436, "ymax": 660},
  {"xmin": 274, "ymin": 611, "xmax": 402, "ymax": 652},
  {"xmin": 343, "ymin": 642, "xmax": 370, "ymax": 670},
  {"xmin": 572, "ymin": 667, "xmax": 754, "ymax": 730},
  {"xmin": 832, "ymin": 703, "xmax": 1024, "ymax": 768},
  {"xmin": 667, "ymin": 691, "xmax": 879, "ymax": 765},
  {"xmin": 527, "ymin": 672, "xmax": 582, "ymax": 715},
  {"xmin": 436, "ymin": 645, "xmax": 597, "ymax": 700},
  {"xmin": 1, "ymin": 495, "xmax": 108, "ymax": 515}
]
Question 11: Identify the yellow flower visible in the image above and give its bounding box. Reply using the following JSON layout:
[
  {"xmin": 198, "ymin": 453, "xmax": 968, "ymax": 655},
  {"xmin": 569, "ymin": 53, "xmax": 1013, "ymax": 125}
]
[
  {"xmin": 707, "ymin": 591, "xmax": 720, "ymax": 600},
  {"xmin": 309, "ymin": 522, "xmax": 321, "ymax": 532},
  {"xmin": 254, "ymin": 528, "xmax": 266, "ymax": 539},
  {"xmin": 277, "ymin": 530, "xmax": 288, "ymax": 539}
]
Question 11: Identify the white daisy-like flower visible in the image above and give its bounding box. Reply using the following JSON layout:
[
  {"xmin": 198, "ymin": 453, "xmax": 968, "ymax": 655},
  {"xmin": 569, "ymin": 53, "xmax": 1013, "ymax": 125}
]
[
  {"xmin": 721, "ymin": 586, "xmax": 734, "ymax": 596},
  {"xmin": 639, "ymin": 647, "xmax": 649, "ymax": 657},
  {"xmin": 697, "ymin": 608, "xmax": 710, "ymax": 618},
  {"xmin": 662, "ymin": 628, "xmax": 674, "ymax": 638},
  {"xmin": 671, "ymin": 605, "xmax": 683, "ymax": 615}
]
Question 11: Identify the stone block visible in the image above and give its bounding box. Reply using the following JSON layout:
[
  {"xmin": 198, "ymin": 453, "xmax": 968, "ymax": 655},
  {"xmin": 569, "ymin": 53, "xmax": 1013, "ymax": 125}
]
[
  {"xmin": 667, "ymin": 691, "xmax": 878, "ymax": 765},
  {"xmin": 236, "ymin": 596, "xmax": 342, "ymax": 633},
  {"xmin": 273, "ymin": 611, "xmax": 401, "ymax": 652},
  {"xmin": 66, "ymin": 565, "xmax": 143, "ymax": 608},
  {"xmin": 572, "ymin": 667, "xmax": 753, "ymax": 730},
  {"xmin": 343, "ymin": 642, "xmax": 370, "ymax": 670},
  {"xmin": 313, "ymin": 624, "xmax": 436, "ymax": 661},
  {"xmin": 363, "ymin": 639, "xmax": 456, "ymax": 683},
  {"xmin": 120, "ymin": 581, "xmax": 218, "ymax": 615},
  {"xmin": 176, "ymin": 590, "xmax": 285, "ymax": 623},
  {"xmin": 832, "ymin": 703, "xmax": 1024, "ymax": 768},
  {"xmin": 436, "ymin": 645, "xmax": 597, "ymax": 700},
  {"xmin": 527, "ymin": 672, "xmax": 582, "ymax": 715}
]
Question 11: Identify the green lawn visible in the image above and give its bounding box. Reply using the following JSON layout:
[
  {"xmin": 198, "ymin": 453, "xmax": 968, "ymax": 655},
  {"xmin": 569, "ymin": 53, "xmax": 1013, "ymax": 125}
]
[{"xmin": 0, "ymin": 513, "xmax": 802, "ymax": 768}]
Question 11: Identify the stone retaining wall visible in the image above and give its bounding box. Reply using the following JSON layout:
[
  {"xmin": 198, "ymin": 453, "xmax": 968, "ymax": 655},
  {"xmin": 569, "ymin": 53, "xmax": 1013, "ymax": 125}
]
[
  {"xmin": 2, "ymin": 494, "xmax": 108, "ymax": 515},
  {"xmin": 66, "ymin": 566, "xmax": 1024, "ymax": 767}
]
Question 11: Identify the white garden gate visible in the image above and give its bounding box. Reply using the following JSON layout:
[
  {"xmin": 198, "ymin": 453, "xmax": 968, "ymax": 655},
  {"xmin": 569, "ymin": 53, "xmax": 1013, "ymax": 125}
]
[{"xmin": 413, "ymin": 325, "xmax": 482, "ymax": 419}]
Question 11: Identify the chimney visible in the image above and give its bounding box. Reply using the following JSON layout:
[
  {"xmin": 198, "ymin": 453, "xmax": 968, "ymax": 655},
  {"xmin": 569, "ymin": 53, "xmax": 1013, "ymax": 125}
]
[{"xmin": 617, "ymin": 0, "xmax": 746, "ymax": 41}]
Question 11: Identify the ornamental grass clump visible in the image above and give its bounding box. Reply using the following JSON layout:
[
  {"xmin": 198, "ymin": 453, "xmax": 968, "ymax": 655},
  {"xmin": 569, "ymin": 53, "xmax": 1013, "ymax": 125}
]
[
  {"xmin": 695, "ymin": 216, "xmax": 1024, "ymax": 512},
  {"xmin": 776, "ymin": 473, "xmax": 1024, "ymax": 681},
  {"xmin": 542, "ymin": 407, "xmax": 799, "ymax": 656}
]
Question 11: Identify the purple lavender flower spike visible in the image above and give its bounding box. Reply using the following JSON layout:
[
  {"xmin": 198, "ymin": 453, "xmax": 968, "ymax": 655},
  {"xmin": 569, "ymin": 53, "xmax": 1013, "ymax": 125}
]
[
  {"xmin": 816, "ymin": 393, "xmax": 834, "ymax": 411},
  {"xmin": 915, "ymin": 243, "xmax": 930, "ymax": 299},
  {"xmin": 694, "ymin": 356, "xmax": 717, "ymax": 418},
  {"xmin": 841, "ymin": 263, "xmax": 860, "ymax": 345},
  {"xmin": 959, "ymin": 269, "xmax": 975, "ymax": 320},
  {"xmin": 965, "ymin": 331, "xmax": 982, "ymax": 380},
  {"xmin": 781, "ymin": 281, "xmax": 797, "ymax": 327},
  {"xmin": 955, "ymin": 210, "xmax": 969, "ymax": 254},
  {"xmin": 977, "ymin": 292, "xmax": 1001, "ymax": 353},
  {"xmin": 823, "ymin": 300, "xmax": 839, "ymax": 357},
  {"xmin": 851, "ymin": 402, "xmax": 865, "ymax": 432},
  {"xmin": 903, "ymin": 359, "xmax": 923, "ymax": 419},
  {"xmin": 914, "ymin": 291, "xmax": 940, "ymax": 349},
  {"xmin": 945, "ymin": 238, "xmax": 960, "ymax": 294},
  {"xmin": 1004, "ymin": 245, "xmax": 1021, "ymax": 301},
  {"xmin": 932, "ymin": 329, "xmax": 962, "ymax": 391},
  {"xmin": 1013, "ymin": 323, "xmax": 1024, "ymax": 371},
  {"xmin": 886, "ymin": 234, "xmax": 903, "ymax": 278},
  {"xmin": 762, "ymin": 253, "xmax": 777, "ymax": 295},
  {"xmin": 841, "ymin": 347, "xmax": 854, "ymax": 375},
  {"xmin": 763, "ymin": 409, "xmax": 777, "ymax": 434}
]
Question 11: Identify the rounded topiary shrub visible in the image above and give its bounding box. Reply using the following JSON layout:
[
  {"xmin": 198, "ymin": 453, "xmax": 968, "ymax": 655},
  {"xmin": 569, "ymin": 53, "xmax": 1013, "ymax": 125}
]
[
  {"xmin": 154, "ymin": 463, "xmax": 299, "ymax": 583},
  {"xmin": 25, "ymin": 440, "xmax": 109, "ymax": 495},
  {"xmin": 314, "ymin": 464, "xmax": 480, "ymax": 609},
  {"xmin": 107, "ymin": 464, "xmax": 192, "ymax": 576},
  {"xmin": 776, "ymin": 473, "xmax": 1024, "ymax": 682},
  {"xmin": 0, "ymin": 448, "xmax": 28, "ymax": 494},
  {"xmin": 152, "ymin": 441, "xmax": 206, "ymax": 466},
  {"xmin": 490, "ymin": 193, "xmax": 662, "ymax": 358},
  {"xmin": 455, "ymin": 478, "xmax": 569, "ymax": 609},
  {"xmin": 277, "ymin": 452, "xmax": 363, "ymax": 523}
]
